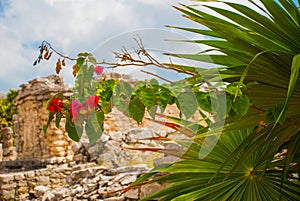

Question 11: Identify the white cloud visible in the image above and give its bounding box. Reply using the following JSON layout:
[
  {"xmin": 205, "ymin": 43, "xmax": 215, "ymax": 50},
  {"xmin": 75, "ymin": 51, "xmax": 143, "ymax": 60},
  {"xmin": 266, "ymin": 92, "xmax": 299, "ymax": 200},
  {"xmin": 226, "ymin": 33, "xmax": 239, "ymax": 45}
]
[{"xmin": 0, "ymin": 0, "xmax": 265, "ymax": 92}]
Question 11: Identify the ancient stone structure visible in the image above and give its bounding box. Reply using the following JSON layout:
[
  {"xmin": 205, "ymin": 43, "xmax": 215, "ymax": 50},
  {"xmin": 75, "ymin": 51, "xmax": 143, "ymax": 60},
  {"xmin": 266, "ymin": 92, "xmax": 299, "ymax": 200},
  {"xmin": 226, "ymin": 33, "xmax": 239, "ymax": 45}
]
[
  {"xmin": 0, "ymin": 74, "xmax": 191, "ymax": 200},
  {"xmin": 13, "ymin": 75, "xmax": 73, "ymax": 160},
  {"xmin": 1, "ymin": 127, "xmax": 16, "ymax": 161},
  {"xmin": 0, "ymin": 162, "xmax": 152, "ymax": 200}
]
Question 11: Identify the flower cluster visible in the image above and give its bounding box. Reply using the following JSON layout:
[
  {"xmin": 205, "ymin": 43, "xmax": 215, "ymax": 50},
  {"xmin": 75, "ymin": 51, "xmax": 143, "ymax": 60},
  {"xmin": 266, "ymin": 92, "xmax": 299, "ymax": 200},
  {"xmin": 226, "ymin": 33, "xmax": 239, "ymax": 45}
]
[
  {"xmin": 47, "ymin": 97, "xmax": 64, "ymax": 113},
  {"xmin": 69, "ymin": 95, "xmax": 99, "ymax": 120},
  {"xmin": 94, "ymin": 65, "xmax": 104, "ymax": 75}
]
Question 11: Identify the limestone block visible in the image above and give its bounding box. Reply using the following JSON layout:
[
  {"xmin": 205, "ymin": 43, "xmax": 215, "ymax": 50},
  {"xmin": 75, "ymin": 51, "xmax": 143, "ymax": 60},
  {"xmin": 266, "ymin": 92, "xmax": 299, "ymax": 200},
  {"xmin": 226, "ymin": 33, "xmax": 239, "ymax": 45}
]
[
  {"xmin": 103, "ymin": 195, "xmax": 125, "ymax": 201},
  {"xmin": 37, "ymin": 176, "xmax": 50, "ymax": 186},
  {"xmin": 124, "ymin": 188, "xmax": 139, "ymax": 200},
  {"xmin": 50, "ymin": 146, "xmax": 65, "ymax": 153},
  {"xmin": 34, "ymin": 185, "xmax": 51, "ymax": 198},
  {"xmin": 140, "ymin": 183, "xmax": 164, "ymax": 199},
  {"xmin": 1, "ymin": 183, "xmax": 17, "ymax": 190},
  {"xmin": 120, "ymin": 175, "xmax": 137, "ymax": 185},
  {"xmin": 0, "ymin": 174, "xmax": 14, "ymax": 183},
  {"xmin": 52, "ymin": 140, "xmax": 69, "ymax": 147},
  {"xmin": 14, "ymin": 172, "xmax": 25, "ymax": 180},
  {"xmin": 24, "ymin": 171, "xmax": 35, "ymax": 178},
  {"xmin": 17, "ymin": 186, "xmax": 29, "ymax": 194},
  {"xmin": 17, "ymin": 181, "xmax": 28, "ymax": 187},
  {"xmin": 1, "ymin": 189, "xmax": 15, "ymax": 199}
]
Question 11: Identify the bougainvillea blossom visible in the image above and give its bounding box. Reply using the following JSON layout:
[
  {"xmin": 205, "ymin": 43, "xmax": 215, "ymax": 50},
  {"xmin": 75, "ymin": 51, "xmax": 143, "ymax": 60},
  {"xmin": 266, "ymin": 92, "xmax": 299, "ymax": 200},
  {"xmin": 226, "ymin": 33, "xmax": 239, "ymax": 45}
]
[
  {"xmin": 69, "ymin": 99, "xmax": 84, "ymax": 120},
  {"xmin": 94, "ymin": 65, "xmax": 104, "ymax": 75},
  {"xmin": 86, "ymin": 95, "xmax": 99, "ymax": 109},
  {"xmin": 47, "ymin": 97, "xmax": 63, "ymax": 113}
]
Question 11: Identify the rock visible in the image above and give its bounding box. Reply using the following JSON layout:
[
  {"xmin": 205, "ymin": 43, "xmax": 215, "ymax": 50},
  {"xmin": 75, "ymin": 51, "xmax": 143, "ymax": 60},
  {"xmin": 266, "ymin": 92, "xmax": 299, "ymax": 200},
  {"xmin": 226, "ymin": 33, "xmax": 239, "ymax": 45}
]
[
  {"xmin": 113, "ymin": 164, "xmax": 149, "ymax": 174},
  {"xmin": 70, "ymin": 168, "xmax": 94, "ymax": 182},
  {"xmin": 34, "ymin": 186, "xmax": 51, "ymax": 198},
  {"xmin": 103, "ymin": 195, "xmax": 125, "ymax": 201},
  {"xmin": 38, "ymin": 176, "xmax": 50, "ymax": 186},
  {"xmin": 140, "ymin": 183, "xmax": 166, "ymax": 199},
  {"xmin": 1, "ymin": 189, "xmax": 16, "ymax": 199},
  {"xmin": 14, "ymin": 172, "xmax": 25, "ymax": 180},
  {"xmin": 120, "ymin": 175, "xmax": 137, "ymax": 185},
  {"xmin": 0, "ymin": 174, "xmax": 14, "ymax": 182},
  {"xmin": 71, "ymin": 143, "xmax": 82, "ymax": 153},
  {"xmin": 124, "ymin": 188, "xmax": 139, "ymax": 200}
]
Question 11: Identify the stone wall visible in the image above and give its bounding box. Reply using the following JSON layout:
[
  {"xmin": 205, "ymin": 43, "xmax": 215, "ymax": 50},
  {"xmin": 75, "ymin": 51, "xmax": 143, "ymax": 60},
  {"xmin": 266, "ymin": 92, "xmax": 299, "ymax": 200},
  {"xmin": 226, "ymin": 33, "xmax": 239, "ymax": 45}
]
[
  {"xmin": 13, "ymin": 75, "xmax": 74, "ymax": 160},
  {"xmin": 12, "ymin": 73, "xmax": 184, "ymax": 165},
  {"xmin": 0, "ymin": 162, "xmax": 166, "ymax": 201}
]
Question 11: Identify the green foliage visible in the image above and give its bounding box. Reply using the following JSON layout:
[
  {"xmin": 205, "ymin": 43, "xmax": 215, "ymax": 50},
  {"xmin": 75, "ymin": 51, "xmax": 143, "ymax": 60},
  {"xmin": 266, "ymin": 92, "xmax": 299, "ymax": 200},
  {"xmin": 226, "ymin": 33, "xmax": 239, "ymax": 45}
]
[
  {"xmin": 0, "ymin": 89, "xmax": 18, "ymax": 142},
  {"xmin": 37, "ymin": 0, "xmax": 300, "ymax": 200},
  {"xmin": 132, "ymin": 1, "xmax": 300, "ymax": 200}
]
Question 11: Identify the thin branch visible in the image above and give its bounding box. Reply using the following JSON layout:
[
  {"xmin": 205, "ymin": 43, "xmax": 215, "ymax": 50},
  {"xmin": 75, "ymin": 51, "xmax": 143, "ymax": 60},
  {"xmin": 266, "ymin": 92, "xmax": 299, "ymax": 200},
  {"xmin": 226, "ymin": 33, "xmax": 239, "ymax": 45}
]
[{"xmin": 140, "ymin": 70, "xmax": 172, "ymax": 83}]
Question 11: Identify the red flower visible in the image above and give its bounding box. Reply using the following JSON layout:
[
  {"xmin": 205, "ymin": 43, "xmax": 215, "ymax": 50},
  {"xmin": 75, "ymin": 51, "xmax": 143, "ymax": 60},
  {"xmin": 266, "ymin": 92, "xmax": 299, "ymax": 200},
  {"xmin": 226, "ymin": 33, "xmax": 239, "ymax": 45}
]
[
  {"xmin": 47, "ymin": 97, "xmax": 63, "ymax": 113},
  {"xmin": 69, "ymin": 99, "xmax": 84, "ymax": 120},
  {"xmin": 86, "ymin": 96, "xmax": 99, "ymax": 109},
  {"xmin": 94, "ymin": 66, "xmax": 104, "ymax": 75}
]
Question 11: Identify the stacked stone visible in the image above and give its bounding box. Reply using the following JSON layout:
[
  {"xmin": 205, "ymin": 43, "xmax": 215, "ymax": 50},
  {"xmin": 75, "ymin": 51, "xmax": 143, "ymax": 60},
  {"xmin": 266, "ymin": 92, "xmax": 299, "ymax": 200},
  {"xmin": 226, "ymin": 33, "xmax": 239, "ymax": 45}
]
[
  {"xmin": 0, "ymin": 163, "xmax": 168, "ymax": 201},
  {"xmin": 32, "ymin": 164, "xmax": 162, "ymax": 201},
  {"xmin": 46, "ymin": 120, "xmax": 74, "ymax": 160},
  {"xmin": 1, "ymin": 127, "xmax": 17, "ymax": 161},
  {"xmin": 71, "ymin": 128, "xmax": 167, "ymax": 168},
  {"xmin": 13, "ymin": 74, "xmax": 73, "ymax": 160}
]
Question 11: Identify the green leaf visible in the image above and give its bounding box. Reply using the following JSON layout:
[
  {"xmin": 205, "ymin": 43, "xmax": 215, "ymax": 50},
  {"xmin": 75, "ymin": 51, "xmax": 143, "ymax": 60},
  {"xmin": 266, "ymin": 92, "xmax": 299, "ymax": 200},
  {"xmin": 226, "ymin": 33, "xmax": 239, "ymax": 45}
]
[
  {"xmin": 232, "ymin": 94, "xmax": 250, "ymax": 118},
  {"xmin": 137, "ymin": 88, "xmax": 155, "ymax": 110},
  {"xmin": 156, "ymin": 87, "xmax": 173, "ymax": 112},
  {"xmin": 77, "ymin": 52, "xmax": 90, "ymax": 57},
  {"xmin": 76, "ymin": 57, "xmax": 85, "ymax": 68},
  {"xmin": 196, "ymin": 92, "xmax": 211, "ymax": 112},
  {"xmin": 113, "ymin": 96, "xmax": 128, "ymax": 114},
  {"xmin": 273, "ymin": 102, "xmax": 287, "ymax": 125},
  {"xmin": 286, "ymin": 54, "xmax": 300, "ymax": 103},
  {"xmin": 85, "ymin": 113, "xmax": 103, "ymax": 143},
  {"xmin": 43, "ymin": 112, "xmax": 55, "ymax": 134},
  {"xmin": 55, "ymin": 112, "xmax": 63, "ymax": 128},
  {"xmin": 177, "ymin": 92, "xmax": 198, "ymax": 119},
  {"xmin": 150, "ymin": 78, "xmax": 159, "ymax": 88},
  {"xmin": 115, "ymin": 81, "xmax": 133, "ymax": 98},
  {"xmin": 129, "ymin": 97, "xmax": 145, "ymax": 124},
  {"xmin": 88, "ymin": 56, "xmax": 97, "ymax": 65},
  {"xmin": 65, "ymin": 120, "xmax": 80, "ymax": 142}
]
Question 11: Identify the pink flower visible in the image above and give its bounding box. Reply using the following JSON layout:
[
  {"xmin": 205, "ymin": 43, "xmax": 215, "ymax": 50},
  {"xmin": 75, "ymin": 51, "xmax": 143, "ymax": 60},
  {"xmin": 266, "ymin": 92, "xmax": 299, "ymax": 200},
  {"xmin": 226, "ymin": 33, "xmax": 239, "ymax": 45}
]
[
  {"xmin": 69, "ymin": 99, "xmax": 84, "ymax": 120},
  {"xmin": 86, "ymin": 96, "xmax": 99, "ymax": 109},
  {"xmin": 94, "ymin": 66, "xmax": 104, "ymax": 75},
  {"xmin": 47, "ymin": 97, "xmax": 63, "ymax": 113}
]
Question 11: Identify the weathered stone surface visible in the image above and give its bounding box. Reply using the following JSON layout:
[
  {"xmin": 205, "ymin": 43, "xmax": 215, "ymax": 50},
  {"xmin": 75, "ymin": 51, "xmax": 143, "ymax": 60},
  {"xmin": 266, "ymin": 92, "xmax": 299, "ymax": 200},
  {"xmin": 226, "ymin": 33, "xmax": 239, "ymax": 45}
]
[
  {"xmin": 140, "ymin": 183, "xmax": 165, "ymax": 199},
  {"xmin": 14, "ymin": 75, "xmax": 73, "ymax": 160},
  {"xmin": 0, "ymin": 174, "xmax": 14, "ymax": 182},
  {"xmin": 14, "ymin": 172, "xmax": 25, "ymax": 180},
  {"xmin": 124, "ymin": 188, "xmax": 139, "ymax": 200},
  {"xmin": 1, "ymin": 189, "xmax": 15, "ymax": 199},
  {"xmin": 120, "ymin": 175, "xmax": 137, "ymax": 185},
  {"xmin": 34, "ymin": 185, "xmax": 51, "ymax": 198}
]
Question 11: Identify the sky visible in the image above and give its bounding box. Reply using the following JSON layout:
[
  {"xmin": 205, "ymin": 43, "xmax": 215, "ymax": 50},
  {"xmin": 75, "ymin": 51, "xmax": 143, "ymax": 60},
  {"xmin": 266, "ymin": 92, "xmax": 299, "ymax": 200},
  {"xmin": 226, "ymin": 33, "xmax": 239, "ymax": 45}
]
[
  {"xmin": 0, "ymin": 0, "xmax": 298, "ymax": 93},
  {"xmin": 0, "ymin": 0, "xmax": 200, "ymax": 93}
]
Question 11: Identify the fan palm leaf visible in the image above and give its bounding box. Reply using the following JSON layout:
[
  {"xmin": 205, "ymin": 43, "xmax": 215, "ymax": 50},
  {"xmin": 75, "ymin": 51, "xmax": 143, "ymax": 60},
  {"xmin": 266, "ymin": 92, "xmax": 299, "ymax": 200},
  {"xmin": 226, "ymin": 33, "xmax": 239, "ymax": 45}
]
[{"xmin": 134, "ymin": 0, "xmax": 300, "ymax": 200}]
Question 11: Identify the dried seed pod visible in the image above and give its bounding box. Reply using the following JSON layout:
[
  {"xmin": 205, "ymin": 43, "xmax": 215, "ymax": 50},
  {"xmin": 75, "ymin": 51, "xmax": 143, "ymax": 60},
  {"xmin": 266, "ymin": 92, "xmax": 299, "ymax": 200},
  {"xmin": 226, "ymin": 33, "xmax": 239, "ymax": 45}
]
[
  {"xmin": 56, "ymin": 58, "xmax": 62, "ymax": 74},
  {"xmin": 43, "ymin": 51, "xmax": 49, "ymax": 59},
  {"xmin": 46, "ymin": 51, "xmax": 53, "ymax": 60},
  {"xmin": 62, "ymin": 58, "xmax": 66, "ymax": 66},
  {"xmin": 72, "ymin": 64, "xmax": 78, "ymax": 77}
]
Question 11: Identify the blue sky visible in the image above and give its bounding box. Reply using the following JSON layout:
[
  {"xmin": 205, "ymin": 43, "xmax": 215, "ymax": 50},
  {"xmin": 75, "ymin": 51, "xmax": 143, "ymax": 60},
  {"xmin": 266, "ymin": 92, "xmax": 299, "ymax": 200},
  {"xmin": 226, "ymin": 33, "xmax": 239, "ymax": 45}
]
[{"xmin": 0, "ymin": 0, "xmax": 299, "ymax": 93}]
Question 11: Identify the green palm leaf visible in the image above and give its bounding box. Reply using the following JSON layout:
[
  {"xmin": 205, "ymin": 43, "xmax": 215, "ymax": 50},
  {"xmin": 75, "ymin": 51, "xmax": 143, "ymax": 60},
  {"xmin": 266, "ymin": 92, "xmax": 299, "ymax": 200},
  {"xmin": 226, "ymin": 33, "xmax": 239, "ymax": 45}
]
[{"xmin": 135, "ymin": 0, "xmax": 300, "ymax": 200}]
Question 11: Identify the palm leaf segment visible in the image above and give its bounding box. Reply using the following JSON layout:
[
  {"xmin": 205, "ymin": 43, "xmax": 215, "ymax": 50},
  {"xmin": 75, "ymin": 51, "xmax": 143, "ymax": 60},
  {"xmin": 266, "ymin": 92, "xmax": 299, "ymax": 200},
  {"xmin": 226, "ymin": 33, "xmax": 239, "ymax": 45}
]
[{"xmin": 135, "ymin": 1, "xmax": 300, "ymax": 200}]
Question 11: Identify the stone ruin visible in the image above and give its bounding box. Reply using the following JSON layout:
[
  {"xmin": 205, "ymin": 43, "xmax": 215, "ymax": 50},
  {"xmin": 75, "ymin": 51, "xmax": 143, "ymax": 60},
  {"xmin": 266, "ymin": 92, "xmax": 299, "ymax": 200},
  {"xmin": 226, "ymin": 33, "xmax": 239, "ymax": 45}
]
[{"xmin": 0, "ymin": 74, "xmax": 187, "ymax": 200}]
